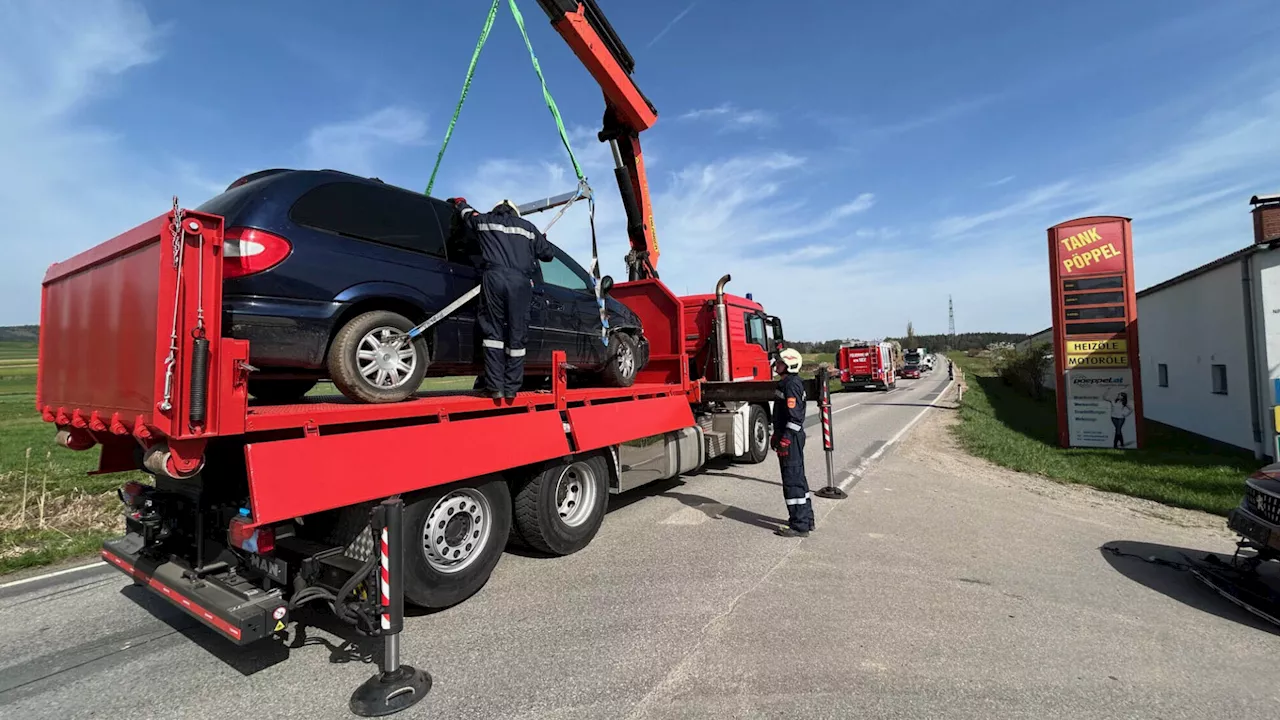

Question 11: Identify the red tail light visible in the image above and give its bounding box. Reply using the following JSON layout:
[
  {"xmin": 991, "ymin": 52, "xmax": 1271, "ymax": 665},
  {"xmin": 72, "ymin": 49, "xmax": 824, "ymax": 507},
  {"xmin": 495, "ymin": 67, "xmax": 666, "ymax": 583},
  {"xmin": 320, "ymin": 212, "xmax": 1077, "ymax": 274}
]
[
  {"xmin": 223, "ymin": 227, "xmax": 291, "ymax": 279},
  {"xmin": 229, "ymin": 516, "xmax": 275, "ymax": 554},
  {"xmin": 119, "ymin": 481, "xmax": 147, "ymax": 509}
]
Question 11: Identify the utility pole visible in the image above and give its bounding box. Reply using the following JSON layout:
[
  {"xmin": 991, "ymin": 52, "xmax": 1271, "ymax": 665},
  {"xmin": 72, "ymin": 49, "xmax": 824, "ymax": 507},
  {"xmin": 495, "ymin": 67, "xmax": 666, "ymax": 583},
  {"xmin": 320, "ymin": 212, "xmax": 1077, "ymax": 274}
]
[{"xmin": 948, "ymin": 295, "xmax": 956, "ymax": 350}]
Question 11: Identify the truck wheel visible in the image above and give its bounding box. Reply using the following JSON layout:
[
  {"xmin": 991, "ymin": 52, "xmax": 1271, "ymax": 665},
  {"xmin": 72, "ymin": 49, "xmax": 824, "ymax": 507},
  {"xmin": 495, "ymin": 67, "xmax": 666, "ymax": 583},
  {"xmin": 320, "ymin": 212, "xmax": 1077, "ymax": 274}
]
[
  {"xmin": 247, "ymin": 379, "xmax": 317, "ymax": 403},
  {"xmin": 512, "ymin": 454, "xmax": 609, "ymax": 556},
  {"xmin": 599, "ymin": 332, "xmax": 639, "ymax": 388},
  {"xmin": 737, "ymin": 404, "xmax": 770, "ymax": 464},
  {"xmin": 401, "ymin": 475, "xmax": 512, "ymax": 609},
  {"xmin": 328, "ymin": 310, "xmax": 428, "ymax": 403}
]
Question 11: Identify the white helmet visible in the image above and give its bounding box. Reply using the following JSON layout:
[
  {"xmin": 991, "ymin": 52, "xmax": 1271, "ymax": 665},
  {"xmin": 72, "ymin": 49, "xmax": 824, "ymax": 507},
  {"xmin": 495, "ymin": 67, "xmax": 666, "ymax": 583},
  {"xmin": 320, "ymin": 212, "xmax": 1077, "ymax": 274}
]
[
  {"xmin": 494, "ymin": 199, "xmax": 521, "ymax": 216},
  {"xmin": 778, "ymin": 348, "xmax": 803, "ymax": 374}
]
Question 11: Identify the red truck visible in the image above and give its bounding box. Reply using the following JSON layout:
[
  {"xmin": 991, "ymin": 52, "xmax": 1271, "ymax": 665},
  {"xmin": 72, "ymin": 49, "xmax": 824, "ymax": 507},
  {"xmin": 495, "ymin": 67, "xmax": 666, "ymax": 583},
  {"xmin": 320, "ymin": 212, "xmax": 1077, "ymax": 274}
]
[
  {"xmin": 838, "ymin": 341, "xmax": 897, "ymax": 391},
  {"xmin": 34, "ymin": 0, "xmax": 814, "ymax": 648}
]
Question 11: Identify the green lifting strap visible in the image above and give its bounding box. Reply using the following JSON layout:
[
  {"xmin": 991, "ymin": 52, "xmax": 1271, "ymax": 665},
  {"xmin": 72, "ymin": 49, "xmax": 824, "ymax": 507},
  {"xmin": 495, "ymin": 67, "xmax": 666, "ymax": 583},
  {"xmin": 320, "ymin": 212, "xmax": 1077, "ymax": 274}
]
[
  {"xmin": 424, "ymin": 0, "xmax": 499, "ymax": 196},
  {"xmin": 424, "ymin": 0, "xmax": 584, "ymax": 196}
]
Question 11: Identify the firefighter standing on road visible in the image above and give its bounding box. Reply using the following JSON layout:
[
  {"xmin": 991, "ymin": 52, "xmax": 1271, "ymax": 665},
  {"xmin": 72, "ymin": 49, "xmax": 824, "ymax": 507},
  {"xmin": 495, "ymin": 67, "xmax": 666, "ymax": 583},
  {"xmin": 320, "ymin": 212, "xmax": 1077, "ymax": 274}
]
[
  {"xmin": 772, "ymin": 348, "xmax": 815, "ymax": 537},
  {"xmin": 448, "ymin": 197, "xmax": 556, "ymax": 399}
]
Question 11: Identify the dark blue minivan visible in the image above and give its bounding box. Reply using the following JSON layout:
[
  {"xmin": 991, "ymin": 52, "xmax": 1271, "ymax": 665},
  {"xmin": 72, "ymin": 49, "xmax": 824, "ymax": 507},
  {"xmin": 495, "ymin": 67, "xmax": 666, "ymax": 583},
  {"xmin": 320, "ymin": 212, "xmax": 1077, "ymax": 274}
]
[{"xmin": 198, "ymin": 169, "xmax": 647, "ymax": 403}]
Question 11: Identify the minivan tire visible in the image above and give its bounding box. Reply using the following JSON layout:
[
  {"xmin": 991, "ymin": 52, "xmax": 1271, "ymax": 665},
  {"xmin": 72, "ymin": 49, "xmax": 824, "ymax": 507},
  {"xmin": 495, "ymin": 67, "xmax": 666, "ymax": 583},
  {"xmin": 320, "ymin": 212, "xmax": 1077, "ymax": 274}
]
[
  {"xmin": 328, "ymin": 310, "xmax": 429, "ymax": 403},
  {"xmin": 600, "ymin": 332, "xmax": 639, "ymax": 388}
]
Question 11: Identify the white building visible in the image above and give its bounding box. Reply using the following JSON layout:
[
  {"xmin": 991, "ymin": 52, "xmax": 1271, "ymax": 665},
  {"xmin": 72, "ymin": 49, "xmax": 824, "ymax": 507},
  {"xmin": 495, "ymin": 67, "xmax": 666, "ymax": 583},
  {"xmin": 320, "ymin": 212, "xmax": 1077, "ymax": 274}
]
[{"xmin": 1025, "ymin": 195, "xmax": 1280, "ymax": 459}]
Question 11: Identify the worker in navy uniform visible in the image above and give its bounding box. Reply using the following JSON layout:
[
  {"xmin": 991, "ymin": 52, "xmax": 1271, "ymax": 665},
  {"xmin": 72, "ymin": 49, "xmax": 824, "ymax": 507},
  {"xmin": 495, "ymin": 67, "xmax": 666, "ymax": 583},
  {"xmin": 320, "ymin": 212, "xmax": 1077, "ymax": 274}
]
[
  {"xmin": 771, "ymin": 347, "xmax": 814, "ymax": 537},
  {"xmin": 447, "ymin": 197, "xmax": 556, "ymax": 400}
]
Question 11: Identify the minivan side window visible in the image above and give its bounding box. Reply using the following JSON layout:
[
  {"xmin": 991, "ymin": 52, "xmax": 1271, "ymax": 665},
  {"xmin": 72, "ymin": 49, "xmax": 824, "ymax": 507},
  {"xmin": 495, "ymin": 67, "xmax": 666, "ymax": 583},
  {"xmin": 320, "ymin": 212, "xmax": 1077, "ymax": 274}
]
[
  {"xmin": 290, "ymin": 182, "xmax": 447, "ymax": 258},
  {"xmin": 540, "ymin": 252, "xmax": 591, "ymax": 291}
]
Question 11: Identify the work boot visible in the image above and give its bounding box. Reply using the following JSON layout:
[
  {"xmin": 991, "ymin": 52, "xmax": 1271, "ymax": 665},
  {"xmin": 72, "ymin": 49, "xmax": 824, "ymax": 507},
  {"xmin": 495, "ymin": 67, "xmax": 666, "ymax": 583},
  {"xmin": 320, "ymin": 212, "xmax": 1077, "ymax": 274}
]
[
  {"xmin": 484, "ymin": 388, "xmax": 504, "ymax": 400},
  {"xmin": 774, "ymin": 526, "xmax": 809, "ymax": 538},
  {"xmin": 504, "ymin": 390, "xmax": 518, "ymax": 400}
]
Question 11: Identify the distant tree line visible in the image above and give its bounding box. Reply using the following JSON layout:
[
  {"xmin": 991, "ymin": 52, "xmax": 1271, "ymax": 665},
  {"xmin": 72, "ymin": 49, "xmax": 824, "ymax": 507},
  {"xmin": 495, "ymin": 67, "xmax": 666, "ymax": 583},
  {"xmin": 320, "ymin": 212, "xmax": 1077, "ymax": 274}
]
[
  {"xmin": 0, "ymin": 325, "xmax": 38, "ymax": 342},
  {"xmin": 791, "ymin": 332, "xmax": 1027, "ymax": 355}
]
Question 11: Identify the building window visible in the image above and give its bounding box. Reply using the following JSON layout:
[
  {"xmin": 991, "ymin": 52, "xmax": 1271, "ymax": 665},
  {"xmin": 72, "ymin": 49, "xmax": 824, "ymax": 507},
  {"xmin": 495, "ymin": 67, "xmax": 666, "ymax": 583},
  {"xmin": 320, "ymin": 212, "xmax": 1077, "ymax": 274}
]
[
  {"xmin": 1157, "ymin": 364, "xmax": 1168, "ymax": 387},
  {"xmin": 1211, "ymin": 364, "xmax": 1228, "ymax": 395}
]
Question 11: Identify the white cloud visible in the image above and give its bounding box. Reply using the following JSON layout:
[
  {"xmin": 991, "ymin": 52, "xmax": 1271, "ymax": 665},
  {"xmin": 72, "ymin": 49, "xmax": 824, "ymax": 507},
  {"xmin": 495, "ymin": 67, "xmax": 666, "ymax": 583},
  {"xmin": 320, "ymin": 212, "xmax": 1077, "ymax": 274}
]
[
  {"xmin": 867, "ymin": 96, "xmax": 996, "ymax": 137},
  {"xmin": 0, "ymin": 0, "xmax": 159, "ymax": 119},
  {"xmin": 679, "ymin": 103, "xmax": 776, "ymax": 131},
  {"xmin": 923, "ymin": 85, "xmax": 1280, "ymax": 333},
  {"xmin": 932, "ymin": 181, "xmax": 1074, "ymax": 239},
  {"xmin": 0, "ymin": 0, "xmax": 216, "ymax": 325},
  {"xmin": 304, "ymin": 107, "xmax": 428, "ymax": 176},
  {"xmin": 754, "ymin": 192, "xmax": 876, "ymax": 243}
]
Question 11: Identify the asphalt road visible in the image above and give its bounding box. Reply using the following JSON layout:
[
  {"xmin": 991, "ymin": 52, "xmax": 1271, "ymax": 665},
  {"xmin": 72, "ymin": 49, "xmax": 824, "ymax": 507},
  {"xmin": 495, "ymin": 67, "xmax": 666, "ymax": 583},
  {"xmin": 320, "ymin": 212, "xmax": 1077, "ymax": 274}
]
[{"xmin": 12, "ymin": 368, "xmax": 1274, "ymax": 719}]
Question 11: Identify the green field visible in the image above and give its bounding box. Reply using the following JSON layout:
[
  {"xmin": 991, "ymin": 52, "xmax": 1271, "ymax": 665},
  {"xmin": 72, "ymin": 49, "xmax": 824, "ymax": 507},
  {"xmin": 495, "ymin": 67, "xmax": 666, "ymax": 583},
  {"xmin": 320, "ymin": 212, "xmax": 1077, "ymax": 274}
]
[
  {"xmin": 949, "ymin": 353, "xmax": 1259, "ymax": 516},
  {"xmin": 802, "ymin": 352, "xmax": 835, "ymax": 366},
  {"xmin": 0, "ymin": 340, "xmax": 477, "ymax": 575},
  {"xmin": 0, "ymin": 341, "xmax": 120, "ymax": 575}
]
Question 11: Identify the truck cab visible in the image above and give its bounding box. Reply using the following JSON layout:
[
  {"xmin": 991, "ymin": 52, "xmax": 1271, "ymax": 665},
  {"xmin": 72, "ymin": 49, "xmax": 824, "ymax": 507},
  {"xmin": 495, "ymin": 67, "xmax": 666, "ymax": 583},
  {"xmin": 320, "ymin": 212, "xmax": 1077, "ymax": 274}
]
[{"xmin": 682, "ymin": 291, "xmax": 783, "ymax": 383}]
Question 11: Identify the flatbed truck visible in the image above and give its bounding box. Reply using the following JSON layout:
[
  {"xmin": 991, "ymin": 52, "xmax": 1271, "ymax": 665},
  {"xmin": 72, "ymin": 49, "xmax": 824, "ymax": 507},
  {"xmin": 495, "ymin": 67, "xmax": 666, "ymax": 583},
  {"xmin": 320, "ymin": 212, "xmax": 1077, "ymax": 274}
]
[{"xmin": 34, "ymin": 0, "xmax": 825, "ymax": 648}]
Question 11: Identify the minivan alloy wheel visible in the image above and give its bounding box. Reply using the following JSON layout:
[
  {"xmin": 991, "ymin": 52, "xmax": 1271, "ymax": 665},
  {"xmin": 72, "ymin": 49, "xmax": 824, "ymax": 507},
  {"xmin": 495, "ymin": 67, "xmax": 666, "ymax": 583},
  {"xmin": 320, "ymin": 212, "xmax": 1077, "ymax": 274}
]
[
  {"xmin": 357, "ymin": 326, "xmax": 418, "ymax": 388},
  {"xmin": 616, "ymin": 340, "xmax": 635, "ymax": 379}
]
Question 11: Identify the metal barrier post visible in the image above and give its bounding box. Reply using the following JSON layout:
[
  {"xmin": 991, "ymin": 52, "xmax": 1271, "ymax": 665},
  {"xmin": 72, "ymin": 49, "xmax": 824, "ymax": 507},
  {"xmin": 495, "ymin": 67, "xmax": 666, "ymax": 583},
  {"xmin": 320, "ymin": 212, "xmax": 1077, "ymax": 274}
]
[
  {"xmin": 812, "ymin": 366, "xmax": 848, "ymax": 500},
  {"xmin": 351, "ymin": 498, "xmax": 432, "ymax": 717}
]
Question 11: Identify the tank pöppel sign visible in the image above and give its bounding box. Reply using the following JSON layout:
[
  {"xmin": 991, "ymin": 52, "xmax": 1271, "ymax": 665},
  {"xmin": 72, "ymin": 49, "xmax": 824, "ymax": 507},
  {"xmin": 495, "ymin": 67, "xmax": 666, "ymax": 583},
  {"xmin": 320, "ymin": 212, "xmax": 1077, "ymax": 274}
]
[{"xmin": 1046, "ymin": 216, "xmax": 1144, "ymax": 450}]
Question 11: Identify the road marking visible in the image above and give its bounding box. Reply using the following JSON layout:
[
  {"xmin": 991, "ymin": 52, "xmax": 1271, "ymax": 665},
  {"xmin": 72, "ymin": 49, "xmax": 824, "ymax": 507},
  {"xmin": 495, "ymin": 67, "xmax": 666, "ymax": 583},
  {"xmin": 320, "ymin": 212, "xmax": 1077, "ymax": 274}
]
[
  {"xmin": 0, "ymin": 561, "xmax": 106, "ymax": 589},
  {"xmin": 803, "ymin": 396, "xmax": 864, "ymax": 429},
  {"xmin": 835, "ymin": 378, "xmax": 954, "ymax": 492}
]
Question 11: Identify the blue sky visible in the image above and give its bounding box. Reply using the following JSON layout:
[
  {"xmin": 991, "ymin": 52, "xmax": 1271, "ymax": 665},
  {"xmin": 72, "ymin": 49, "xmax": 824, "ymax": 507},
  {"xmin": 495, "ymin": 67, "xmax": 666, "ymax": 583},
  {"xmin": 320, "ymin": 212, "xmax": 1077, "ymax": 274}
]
[{"xmin": 3, "ymin": 0, "xmax": 1279, "ymax": 340}]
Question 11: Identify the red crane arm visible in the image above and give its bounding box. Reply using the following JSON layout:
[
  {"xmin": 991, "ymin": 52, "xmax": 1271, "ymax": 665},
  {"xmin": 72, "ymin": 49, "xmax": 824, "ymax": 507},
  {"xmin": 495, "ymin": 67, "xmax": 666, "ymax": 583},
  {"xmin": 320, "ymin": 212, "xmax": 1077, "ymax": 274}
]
[{"xmin": 536, "ymin": 0, "xmax": 661, "ymax": 280}]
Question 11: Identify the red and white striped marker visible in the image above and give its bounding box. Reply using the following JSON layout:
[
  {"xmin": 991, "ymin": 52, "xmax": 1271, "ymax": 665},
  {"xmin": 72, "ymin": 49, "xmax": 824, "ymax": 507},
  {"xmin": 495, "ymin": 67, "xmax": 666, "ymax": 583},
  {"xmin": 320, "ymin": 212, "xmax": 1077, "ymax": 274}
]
[
  {"xmin": 814, "ymin": 366, "xmax": 847, "ymax": 500},
  {"xmin": 819, "ymin": 374, "xmax": 834, "ymax": 451},
  {"xmin": 379, "ymin": 527, "xmax": 391, "ymax": 631}
]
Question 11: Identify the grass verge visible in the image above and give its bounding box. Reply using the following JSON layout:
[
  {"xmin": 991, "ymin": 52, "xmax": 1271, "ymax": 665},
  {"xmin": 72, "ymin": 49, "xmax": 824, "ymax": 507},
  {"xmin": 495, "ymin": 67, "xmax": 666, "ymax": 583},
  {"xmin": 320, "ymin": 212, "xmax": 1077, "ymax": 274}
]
[{"xmin": 949, "ymin": 352, "xmax": 1259, "ymax": 516}]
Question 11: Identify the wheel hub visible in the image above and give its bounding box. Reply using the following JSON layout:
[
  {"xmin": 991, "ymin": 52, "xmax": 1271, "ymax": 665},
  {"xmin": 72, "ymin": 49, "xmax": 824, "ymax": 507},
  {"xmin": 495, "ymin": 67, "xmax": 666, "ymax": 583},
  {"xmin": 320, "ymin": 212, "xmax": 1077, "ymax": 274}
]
[
  {"xmin": 443, "ymin": 513, "xmax": 472, "ymax": 546},
  {"xmin": 555, "ymin": 462, "xmax": 598, "ymax": 528},
  {"xmin": 754, "ymin": 416, "xmax": 768, "ymax": 448},
  {"xmin": 357, "ymin": 326, "xmax": 418, "ymax": 389},
  {"xmin": 422, "ymin": 489, "xmax": 491, "ymax": 573},
  {"xmin": 616, "ymin": 343, "xmax": 634, "ymax": 378}
]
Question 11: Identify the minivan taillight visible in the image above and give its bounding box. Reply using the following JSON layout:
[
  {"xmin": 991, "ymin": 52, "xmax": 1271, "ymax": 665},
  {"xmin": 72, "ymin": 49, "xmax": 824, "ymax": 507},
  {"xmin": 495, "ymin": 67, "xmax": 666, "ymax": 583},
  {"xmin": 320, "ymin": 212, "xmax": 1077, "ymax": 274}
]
[{"xmin": 223, "ymin": 227, "xmax": 291, "ymax": 279}]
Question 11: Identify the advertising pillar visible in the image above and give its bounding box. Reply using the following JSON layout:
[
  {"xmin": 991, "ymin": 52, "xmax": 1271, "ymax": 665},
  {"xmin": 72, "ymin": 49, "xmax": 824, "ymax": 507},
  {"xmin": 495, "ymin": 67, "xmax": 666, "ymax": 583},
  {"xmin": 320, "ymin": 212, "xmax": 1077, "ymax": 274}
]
[{"xmin": 1047, "ymin": 216, "xmax": 1143, "ymax": 449}]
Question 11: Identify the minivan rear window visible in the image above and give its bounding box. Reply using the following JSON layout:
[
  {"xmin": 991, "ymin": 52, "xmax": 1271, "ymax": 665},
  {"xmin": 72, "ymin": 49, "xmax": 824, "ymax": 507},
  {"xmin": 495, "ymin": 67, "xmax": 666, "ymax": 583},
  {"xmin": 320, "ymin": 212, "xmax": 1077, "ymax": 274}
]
[
  {"xmin": 195, "ymin": 175, "xmax": 278, "ymax": 222},
  {"xmin": 290, "ymin": 182, "xmax": 447, "ymax": 258}
]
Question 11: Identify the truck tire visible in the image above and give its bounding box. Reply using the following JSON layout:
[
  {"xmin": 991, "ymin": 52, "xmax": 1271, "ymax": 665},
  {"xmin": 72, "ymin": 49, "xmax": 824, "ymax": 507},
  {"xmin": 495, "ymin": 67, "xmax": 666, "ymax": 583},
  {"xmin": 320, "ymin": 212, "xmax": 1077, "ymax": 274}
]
[
  {"xmin": 599, "ymin": 332, "xmax": 639, "ymax": 388},
  {"xmin": 247, "ymin": 379, "xmax": 317, "ymax": 403},
  {"xmin": 328, "ymin": 310, "xmax": 428, "ymax": 404},
  {"xmin": 737, "ymin": 404, "xmax": 770, "ymax": 464},
  {"xmin": 512, "ymin": 454, "xmax": 609, "ymax": 556},
  {"xmin": 401, "ymin": 475, "xmax": 512, "ymax": 609}
]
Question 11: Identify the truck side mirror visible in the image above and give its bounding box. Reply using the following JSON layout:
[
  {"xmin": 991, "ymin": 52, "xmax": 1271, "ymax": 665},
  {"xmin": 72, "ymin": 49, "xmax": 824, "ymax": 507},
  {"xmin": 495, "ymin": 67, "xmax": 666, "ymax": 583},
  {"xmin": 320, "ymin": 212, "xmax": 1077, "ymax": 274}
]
[
  {"xmin": 767, "ymin": 315, "xmax": 784, "ymax": 344},
  {"xmin": 600, "ymin": 275, "xmax": 614, "ymax": 295}
]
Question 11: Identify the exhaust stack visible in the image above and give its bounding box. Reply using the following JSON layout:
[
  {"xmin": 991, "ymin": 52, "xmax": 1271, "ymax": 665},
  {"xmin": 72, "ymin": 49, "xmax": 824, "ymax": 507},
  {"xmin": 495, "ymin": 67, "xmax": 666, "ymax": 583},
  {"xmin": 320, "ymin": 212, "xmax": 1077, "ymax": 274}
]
[{"xmin": 714, "ymin": 274, "xmax": 732, "ymax": 382}]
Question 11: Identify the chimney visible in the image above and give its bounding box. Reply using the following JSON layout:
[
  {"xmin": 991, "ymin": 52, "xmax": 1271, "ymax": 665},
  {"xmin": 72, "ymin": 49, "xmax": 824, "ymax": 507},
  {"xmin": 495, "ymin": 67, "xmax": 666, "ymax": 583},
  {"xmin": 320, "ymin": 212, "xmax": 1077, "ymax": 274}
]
[{"xmin": 1252, "ymin": 193, "xmax": 1280, "ymax": 245}]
